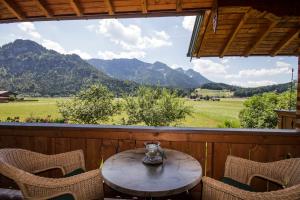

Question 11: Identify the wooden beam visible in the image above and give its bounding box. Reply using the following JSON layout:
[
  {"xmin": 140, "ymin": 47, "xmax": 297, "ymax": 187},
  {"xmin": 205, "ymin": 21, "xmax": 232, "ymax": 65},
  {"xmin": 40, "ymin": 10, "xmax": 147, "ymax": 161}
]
[
  {"xmin": 296, "ymin": 50, "xmax": 300, "ymax": 129},
  {"xmin": 271, "ymin": 29, "xmax": 300, "ymax": 56},
  {"xmin": 244, "ymin": 20, "xmax": 278, "ymax": 56},
  {"xmin": 141, "ymin": 0, "xmax": 147, "ymax": 14},
  {"xmin": 104, "ymin": 0, "xmax": 114, "ymax": 15},
  {"xmin": 196, "ymin": 10, "xmax": 212, "ymax": 57},
  {"xmin": 1, "ymin": 0, "xmax": 24, "ymax": 20},
  {"xmin": 70, "ymin": 0, "xmax": 83, "ymax": 16},
  {"xmin": 176, "ymin": 0, "xmax": 182, "ymax": 12},
  {"xmin": 36, "ymin": 0, "xmax": 52, "ymax": 18},
  {"xmin": 220, "ymin": 9, "xmax": 251, "ymax": 57}
]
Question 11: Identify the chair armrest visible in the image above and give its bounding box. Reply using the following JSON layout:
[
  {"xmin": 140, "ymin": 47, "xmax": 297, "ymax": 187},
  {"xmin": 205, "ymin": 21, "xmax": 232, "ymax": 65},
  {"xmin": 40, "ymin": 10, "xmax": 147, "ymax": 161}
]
[
  {"xmin": 202, "ymin": 176, "xmax": 300, "ymax": 200},
  {"xmin": 224, "ymin": 156, "xmax": 296, "ymax": 186},
  {"xmin": 33, "ymin": 150, "xmax": 85, "ymax": 175},
  {"xmin": 202, "ymin": 176, "xmax": 251, "ymax": 200},
  {"xmin": 224, "ymin": 155, "xmax": 259, "ymax": 184},
  {"xmin": 19, "ymin": 169, "xmax": 103, "ymax": 200}
]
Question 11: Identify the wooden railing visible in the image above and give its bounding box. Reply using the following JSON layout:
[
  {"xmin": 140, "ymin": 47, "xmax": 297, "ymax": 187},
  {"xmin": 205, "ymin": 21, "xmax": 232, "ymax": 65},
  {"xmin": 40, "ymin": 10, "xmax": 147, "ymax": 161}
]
[{"xmin": 0, "ymin": 123, "xmax": 300, "ymax": 199}]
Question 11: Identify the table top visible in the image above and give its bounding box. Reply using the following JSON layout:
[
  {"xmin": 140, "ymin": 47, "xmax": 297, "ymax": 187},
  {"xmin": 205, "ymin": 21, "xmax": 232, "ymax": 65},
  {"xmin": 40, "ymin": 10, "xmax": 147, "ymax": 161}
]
[{"xmin": 101, "ymin": 148, "xmax": 202, "ymax": 197}]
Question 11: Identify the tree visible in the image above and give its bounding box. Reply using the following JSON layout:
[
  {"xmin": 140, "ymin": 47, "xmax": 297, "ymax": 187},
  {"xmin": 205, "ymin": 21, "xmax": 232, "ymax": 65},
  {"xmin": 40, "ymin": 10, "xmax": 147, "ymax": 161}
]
[
  {"xmin": 57, "ymin": 84, "xmax": 120, "ymax": 124},
  {"xmin": 239, "ymin": 91, "xmax": 296, "ymax": 128},
  {"xmin": 123, "ymin": 86, "xmax": 192, "ymax": 126}
]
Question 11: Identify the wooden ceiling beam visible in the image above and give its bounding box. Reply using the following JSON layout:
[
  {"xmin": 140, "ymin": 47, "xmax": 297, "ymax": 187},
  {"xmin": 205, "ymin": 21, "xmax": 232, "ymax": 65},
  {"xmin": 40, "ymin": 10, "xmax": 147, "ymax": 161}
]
[
  {"xmin": 244, "ymin": 20, "xmax": 278, "ymax": 56},
  {"xmin": 70, "ymin": 0, "xmax": 83, "ymax": 16},
  {"xmin": 220, "ymin": 8, "xmax": 251, "ymax": 57},
  {"xmin": 271, "ymin": 29, "xmax": 300, "ymax": 56},
  {"xmin": 1, "ymin": 0, "xmax": 24, "ymax": 20},
  {"xmin": 141, "ymin": 0, "xmax": 147, "ymax": 14},
  {"xmin": 104, "ymin": 0, "xmax": 114, "ymax": 15},
  {"xmin": 196, "ymin": 10, "xmax": 212, "ymax": 57},
  {"xmin": 36, "ymin": 0, "xmax": 52, "ymax": 18},
  {"xmin": 176, "ymin": 0, "xmax": 182, "ymax": 12}
]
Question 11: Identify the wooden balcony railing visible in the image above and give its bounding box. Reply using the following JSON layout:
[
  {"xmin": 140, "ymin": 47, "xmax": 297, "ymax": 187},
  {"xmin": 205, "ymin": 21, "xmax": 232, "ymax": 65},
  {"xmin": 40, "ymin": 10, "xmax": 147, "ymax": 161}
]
[{"xmin": 0, "ymin": 123, "xmax": 300, "ymax": 199}]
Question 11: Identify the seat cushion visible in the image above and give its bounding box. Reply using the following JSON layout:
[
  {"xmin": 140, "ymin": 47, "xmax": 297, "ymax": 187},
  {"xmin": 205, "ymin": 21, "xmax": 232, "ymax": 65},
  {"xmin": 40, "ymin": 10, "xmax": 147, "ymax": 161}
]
[
  {"xmin": 0, "ymin": 188, "xmax": 23, "ymax": 200},
  {"xmin": 49, "ymin": 194, "xmax": 74, "ymax": 200},
  {"xmin": 63, "ymin": 168, "xmax": 85, "ymax": 177},
  {"xmin": 221, "ymin": 177, "xmax": 254, "ymax": 191}
]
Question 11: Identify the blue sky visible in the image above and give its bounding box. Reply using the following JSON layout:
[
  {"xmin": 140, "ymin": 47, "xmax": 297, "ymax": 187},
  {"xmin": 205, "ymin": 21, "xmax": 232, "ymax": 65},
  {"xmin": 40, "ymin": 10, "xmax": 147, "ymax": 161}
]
[{"xmin": 0, "ymin": 16, "xmax": 297, "ymax": 87}]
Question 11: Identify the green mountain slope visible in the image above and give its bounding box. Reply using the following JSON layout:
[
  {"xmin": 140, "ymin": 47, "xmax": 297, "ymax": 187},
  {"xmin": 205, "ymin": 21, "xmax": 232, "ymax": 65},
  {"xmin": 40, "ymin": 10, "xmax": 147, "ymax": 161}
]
[
  {"xmin": 0, "ymin": 39, "xmax": 137, "ymax": 96},
  {"xmin": 87, "ymin": 58, "xmax": 211, "ymax": 88}
]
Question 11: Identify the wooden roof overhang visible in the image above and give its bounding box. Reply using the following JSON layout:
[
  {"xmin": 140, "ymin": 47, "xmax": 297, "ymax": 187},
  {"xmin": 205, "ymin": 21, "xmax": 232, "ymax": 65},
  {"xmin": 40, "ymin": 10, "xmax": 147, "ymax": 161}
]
[
  {"xmin": 188, "ymin": 1, "xmax": 300, "ymax": 58},
  {"xmin": 0, "ymin": 0, "xmax": 214, "ymax": 23}
]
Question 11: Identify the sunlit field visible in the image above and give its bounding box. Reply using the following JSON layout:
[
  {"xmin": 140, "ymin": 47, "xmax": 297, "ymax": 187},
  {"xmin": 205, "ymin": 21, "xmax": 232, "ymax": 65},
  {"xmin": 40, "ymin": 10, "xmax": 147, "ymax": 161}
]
[{"xmin": 0, "ymin": 98, "xmax": 245, "ymax": 128}]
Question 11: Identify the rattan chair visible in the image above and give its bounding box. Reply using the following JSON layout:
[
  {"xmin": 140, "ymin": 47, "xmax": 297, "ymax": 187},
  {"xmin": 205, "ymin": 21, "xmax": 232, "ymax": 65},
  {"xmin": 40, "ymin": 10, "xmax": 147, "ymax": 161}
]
[
  {"xmin": 0, "ymin": 148, "xmax": 103, "ymax": 200},
  {"xmin": 202, "ymin": 155, "xmax": 300, "ymax": 200}
]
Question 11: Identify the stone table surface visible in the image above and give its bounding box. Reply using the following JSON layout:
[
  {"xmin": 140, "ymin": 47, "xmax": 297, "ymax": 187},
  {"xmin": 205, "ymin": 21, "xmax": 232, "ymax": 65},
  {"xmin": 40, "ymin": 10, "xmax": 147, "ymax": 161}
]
[{"xmin": 101, "ymin": 148, "xmax": 202, "ymax": 197}]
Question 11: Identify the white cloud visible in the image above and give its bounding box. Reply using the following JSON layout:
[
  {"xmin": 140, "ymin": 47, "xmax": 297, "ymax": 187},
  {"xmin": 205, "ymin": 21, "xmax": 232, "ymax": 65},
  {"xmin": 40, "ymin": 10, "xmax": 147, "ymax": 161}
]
[
  {"xmin": 41, "ymin": 39, "xmax": 66, "ymax": 54},
  {"xmin": 85, "ymin": 24, "xmax": 96, "ymax": 31},
  {"xmin": 191, "ymin": 59, "xmax": 228, "ymax": 75},
  {"xmin": 225, "ymin": 61, "xmax": 291, "ymax": 79},
  {"xmin": 170, "ymin": 64, "xmax": 180, "ymax": 69},
  {"xmin": 95, "ymin": 19, "xmax": 172, "ymax": 50},
  {"xmin": 230, "ymin": 80, "xmax": 277, "ymax": 87},
  {"xmin": 41, "ymin": 39, "xmax": 92, "ymax": 59},
  {"xmin": 69, "ymin": 49, "xmax": 92, "ymax": 59},
  {"xmin": 220, "ymin": 58, "xmax": 229, "ymax": 64},
  {"xmin": 17, "ymin": 22, "xmax": 41, "ymax": 39},
  {"xmin": 154, "ymin": 31, "xmax": 170, "ymax": 40},
  {"xmin": 98, "ymin": 50, "xmax": 145, "ymax": 59},
  {"xmin": 182, "ymin": 16, "xmax": 196, "ymax": 31},
  {"xmin": 17, "ymin": 22, "xmax": 92, "ymax": 59},
  {"xmin": 276, "ymin": 61, "xmax": 291, "ymax": 68}
]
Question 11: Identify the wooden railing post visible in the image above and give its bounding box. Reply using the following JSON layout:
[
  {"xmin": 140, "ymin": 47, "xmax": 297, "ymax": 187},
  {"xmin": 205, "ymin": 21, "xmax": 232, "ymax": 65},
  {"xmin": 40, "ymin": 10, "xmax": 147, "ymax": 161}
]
[{"xmin": 297, "ymin": 51, "xmax": 300, "ymax": 129}]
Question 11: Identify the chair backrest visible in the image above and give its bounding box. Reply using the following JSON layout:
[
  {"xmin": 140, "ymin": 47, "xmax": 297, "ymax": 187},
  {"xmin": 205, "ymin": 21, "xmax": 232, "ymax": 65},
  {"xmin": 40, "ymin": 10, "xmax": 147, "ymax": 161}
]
[
  {"xmin": 0, "ymin": 148, "xmax": 43, "ymax": 182},
  {"xmin": 278, "ymin": 158, "xmax": 300, "ymax": 187}
]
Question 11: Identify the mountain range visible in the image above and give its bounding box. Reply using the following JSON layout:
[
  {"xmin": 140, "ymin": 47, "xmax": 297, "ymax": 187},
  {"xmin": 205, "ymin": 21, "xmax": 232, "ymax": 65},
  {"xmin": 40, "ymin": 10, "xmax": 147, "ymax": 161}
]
[
  {"xmin": 0, "ymin": 39, "xmax": 211, "ymax": 96},
  {"xmin": 0, "ymin": 39, "xmax": 138, "ymax": 96},
  {"xmin": 87, "ymin": 58, "xmax": 211, "ymax": 88},
  {"xmin": 0, "ymin": 39, "xmax": 290, "ymax": 97}
]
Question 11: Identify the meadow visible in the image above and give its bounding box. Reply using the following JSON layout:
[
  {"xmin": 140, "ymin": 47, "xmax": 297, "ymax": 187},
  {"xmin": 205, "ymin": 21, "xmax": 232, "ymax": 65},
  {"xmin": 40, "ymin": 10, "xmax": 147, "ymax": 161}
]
[
  {"xmin": 194, "ymin": 89, "xmax": 234, "ymax": 98},
  {"xmin": 0, "ymin": 98, "xmax": 245, "ymax": 128}
]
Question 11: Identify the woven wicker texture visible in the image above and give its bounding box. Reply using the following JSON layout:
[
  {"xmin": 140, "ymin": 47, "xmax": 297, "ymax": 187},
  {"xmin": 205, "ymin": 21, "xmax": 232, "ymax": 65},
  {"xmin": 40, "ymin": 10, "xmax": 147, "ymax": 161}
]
[
  {"xmin": 0, "ymin": 148, "xmax": 103, "ymax": 200},
  {"xmin": 202, "ymin": 155, "xmax": 300, "ymax": 200}
]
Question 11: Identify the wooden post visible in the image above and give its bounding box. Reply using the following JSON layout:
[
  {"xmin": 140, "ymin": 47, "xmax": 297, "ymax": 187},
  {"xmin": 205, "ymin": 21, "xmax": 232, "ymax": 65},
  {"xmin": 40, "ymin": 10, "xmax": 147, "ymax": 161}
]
[{"xmin": 296, "ymin": 53, "xmax": 300, "ymax": 129}]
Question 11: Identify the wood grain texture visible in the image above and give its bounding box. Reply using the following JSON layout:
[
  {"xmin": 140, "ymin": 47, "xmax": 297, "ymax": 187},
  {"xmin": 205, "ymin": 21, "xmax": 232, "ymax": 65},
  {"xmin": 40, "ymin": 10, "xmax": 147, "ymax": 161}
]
[
  {"xmin": 0, "ymin": 0, "xmax": 212, "ymax": 23},
  {"xmin": 192, "ymin": 6, "xmax": 300, "ymax": 57},
  {"xmin": 101, "ymin": 148, "xmax": 202, "ymax": 197},
  {"xmin": 1, "ymin": 0, "xmax": 24, "ymax": 19},
  {"xmin": 0, "ymin": 123, "xmax": 300, "ymax": 198},
  {"xmin": 35, "ymin": 0, "xmax": 52, "ymax": 17},
  {"xmin": 220, "ymin": 8, "xmax": 251, "ymax": 57},
  {"xmin": 70, "ymin": 0, "xmax": 83, "ymax": 16}
]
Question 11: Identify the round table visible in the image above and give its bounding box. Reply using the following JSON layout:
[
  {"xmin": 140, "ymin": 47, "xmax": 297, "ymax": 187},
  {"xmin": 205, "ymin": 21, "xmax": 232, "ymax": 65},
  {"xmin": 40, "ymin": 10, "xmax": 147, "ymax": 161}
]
[{"xmin": 101, "ymin": 148, "xmax": 202, "ymax": 198}]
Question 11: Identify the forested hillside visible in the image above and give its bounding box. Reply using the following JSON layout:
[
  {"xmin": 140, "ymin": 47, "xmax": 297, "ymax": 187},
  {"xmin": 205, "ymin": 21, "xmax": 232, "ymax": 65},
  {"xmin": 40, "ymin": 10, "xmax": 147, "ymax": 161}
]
[
  {"xmin": 88, "ymin": 58, "xmax": 211, "ymax": 88},
  {"xmin": 200, "ymin": 82, "xmax": 293, "ymax": 97},
  {"xmin": 0, "ymin": 40, "xmax": 138, "ymax": 96}
]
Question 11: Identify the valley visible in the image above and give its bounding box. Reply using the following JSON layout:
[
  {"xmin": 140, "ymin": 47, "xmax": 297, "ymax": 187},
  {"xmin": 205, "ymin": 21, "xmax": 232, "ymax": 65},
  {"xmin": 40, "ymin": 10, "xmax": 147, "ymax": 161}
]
[{"xmin": 0, "ymin": 97, "xmax": 244, "ymax": 128}]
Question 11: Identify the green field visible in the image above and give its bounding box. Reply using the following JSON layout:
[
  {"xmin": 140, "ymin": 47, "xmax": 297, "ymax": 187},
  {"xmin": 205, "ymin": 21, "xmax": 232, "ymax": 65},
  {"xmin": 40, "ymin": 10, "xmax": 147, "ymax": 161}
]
[
  {"xmin": 194, "ymin": 88, "xmax": 234, "ymax": 98},
  {"xmin": 0, "ymin": 98, "xmax": 245, "ymax": 128}
]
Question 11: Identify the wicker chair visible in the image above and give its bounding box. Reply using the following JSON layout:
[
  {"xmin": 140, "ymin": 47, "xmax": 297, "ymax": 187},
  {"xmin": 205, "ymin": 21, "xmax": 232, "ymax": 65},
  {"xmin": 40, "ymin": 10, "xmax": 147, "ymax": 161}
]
[
  {"xmin": 0, "ymin": 148, "xmax": 103, "ymax": 200},
  {"xmin": 202, "ymin": 155, "xmax": 300, "ymax": 200}
]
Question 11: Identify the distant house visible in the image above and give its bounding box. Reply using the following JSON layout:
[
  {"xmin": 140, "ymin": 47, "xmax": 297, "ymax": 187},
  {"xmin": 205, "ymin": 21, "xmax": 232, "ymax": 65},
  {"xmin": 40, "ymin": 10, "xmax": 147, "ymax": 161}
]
[{"xmin": 0, "ymin": 91, "xmax": 17, "ymax": 103}]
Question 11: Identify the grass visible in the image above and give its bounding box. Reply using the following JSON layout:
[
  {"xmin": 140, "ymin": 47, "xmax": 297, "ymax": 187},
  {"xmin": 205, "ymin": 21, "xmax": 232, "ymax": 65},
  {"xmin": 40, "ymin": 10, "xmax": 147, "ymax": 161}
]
[
  {"xmin": 182, "ymin": 98, "xmax": 244, "ymax": 127},
  {"xmin": 0, "ymin": 98, "xmax": 245, "ymax": 128},
  {"xmin": 194, "ymin": 89, "xmax": 234, "ymax": 98},
  {"xmin": 0, "ymin": 98, "xmax": 65, "ymax": 121}
]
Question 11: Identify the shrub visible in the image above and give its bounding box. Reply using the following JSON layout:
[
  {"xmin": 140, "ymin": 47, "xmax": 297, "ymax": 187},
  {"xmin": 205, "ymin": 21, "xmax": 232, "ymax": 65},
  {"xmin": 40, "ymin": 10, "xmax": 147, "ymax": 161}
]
[
  {"xmin": 123, "ymin": 86, "xmax": 192, "ymax": 126},
  {"xmin": 239, "ymin": 91, "xmax": 296, "ymax": 128},
  {"xmin": 24, "ymin": 115, "xmax": 65, "ymax": 123},
  {"xmin": 57, "ymin": 84, "xmax": 121, "ymax": 124}
]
